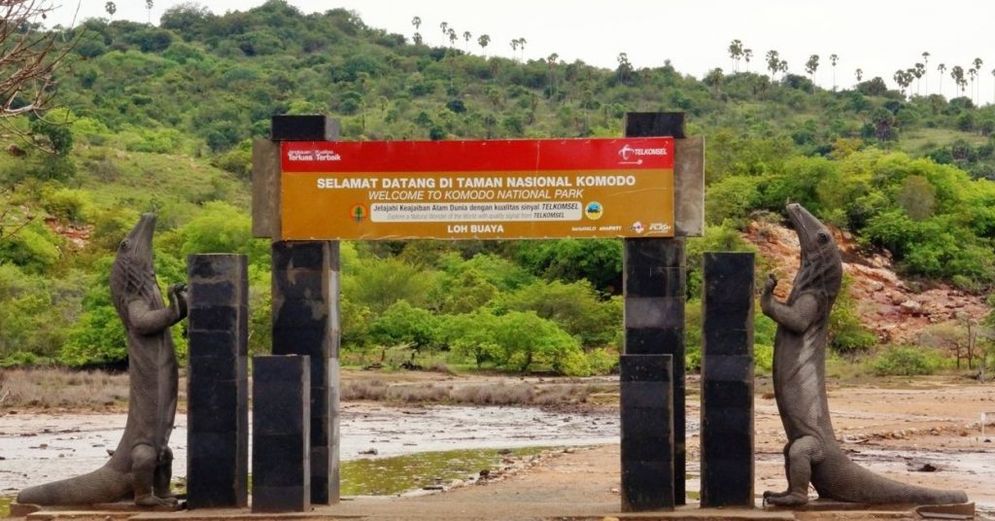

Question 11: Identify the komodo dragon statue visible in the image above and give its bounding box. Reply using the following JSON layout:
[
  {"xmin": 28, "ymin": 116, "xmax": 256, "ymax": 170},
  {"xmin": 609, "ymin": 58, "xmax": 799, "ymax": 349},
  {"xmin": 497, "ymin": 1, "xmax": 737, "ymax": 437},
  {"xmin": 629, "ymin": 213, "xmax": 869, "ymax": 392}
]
[
  {"xmin": 18, "ymin": 214, "xmax": 187, "ymax": 507},
  {"xmin": 761, "ymin": 203, "xmax": 967, "ymax": 507}
]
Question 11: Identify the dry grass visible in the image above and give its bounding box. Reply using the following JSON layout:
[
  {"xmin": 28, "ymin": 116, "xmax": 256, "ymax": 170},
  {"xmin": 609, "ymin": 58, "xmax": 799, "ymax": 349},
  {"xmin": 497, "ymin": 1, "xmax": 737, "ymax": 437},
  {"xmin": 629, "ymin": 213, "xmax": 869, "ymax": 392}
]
[
  {"xmin": 450, "ymin": 382, "xmax": 535, "ymax": 405},
  {"xmin": 342, "ymin": 378, "xmax": 615, "ymax": 407},
  {"xmin": 0, "ymin": 368, "xmax": 616, "ymax": 412},
  {"xmin": 0, "ymin": 367, "xmax": 130, "ymax": 410}
]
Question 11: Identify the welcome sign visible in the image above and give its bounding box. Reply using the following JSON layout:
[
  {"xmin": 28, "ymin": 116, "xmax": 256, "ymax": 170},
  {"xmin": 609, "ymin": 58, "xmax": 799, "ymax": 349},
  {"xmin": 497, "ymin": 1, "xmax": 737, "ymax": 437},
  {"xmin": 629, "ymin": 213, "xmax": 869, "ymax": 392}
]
[{"xmin": 280, "ymin": 137, "xmax": 675, "ymax": 240}]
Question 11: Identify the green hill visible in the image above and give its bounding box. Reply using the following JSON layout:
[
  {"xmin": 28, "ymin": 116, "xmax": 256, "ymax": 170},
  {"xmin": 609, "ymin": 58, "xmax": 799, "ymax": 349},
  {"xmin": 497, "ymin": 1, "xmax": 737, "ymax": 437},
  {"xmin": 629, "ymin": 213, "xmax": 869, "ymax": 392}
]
[{"xmin": 0, "ymin": 0, "xmax": 992, "ymax": 373}]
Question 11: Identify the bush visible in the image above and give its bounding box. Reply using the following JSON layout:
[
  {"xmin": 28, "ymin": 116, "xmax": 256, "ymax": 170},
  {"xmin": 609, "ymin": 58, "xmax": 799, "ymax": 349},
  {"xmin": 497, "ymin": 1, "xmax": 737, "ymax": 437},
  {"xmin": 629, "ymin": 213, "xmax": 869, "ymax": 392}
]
[
  {"xmin": 42, "ymin": 188, "xmax": 92, "ymax": 224},
  {"xmin": 871, "ymin": 346, "xmax": 944, "ymax": 376}
]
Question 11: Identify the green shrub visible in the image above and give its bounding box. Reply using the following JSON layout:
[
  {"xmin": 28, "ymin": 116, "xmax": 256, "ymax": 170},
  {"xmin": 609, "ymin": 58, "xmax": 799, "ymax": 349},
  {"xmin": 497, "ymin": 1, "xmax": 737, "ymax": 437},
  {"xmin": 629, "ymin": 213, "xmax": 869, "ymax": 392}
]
[
  {"xmin": 42, "ymin": 188, "xmax": 92, "ymax": 224},
  {"xmin": 0, "ymin": 222, "xmax": 62, "ymax": 273},
  {"xmin": 870, "ymin": 346, "xmax": 944, "ymax": 376}
]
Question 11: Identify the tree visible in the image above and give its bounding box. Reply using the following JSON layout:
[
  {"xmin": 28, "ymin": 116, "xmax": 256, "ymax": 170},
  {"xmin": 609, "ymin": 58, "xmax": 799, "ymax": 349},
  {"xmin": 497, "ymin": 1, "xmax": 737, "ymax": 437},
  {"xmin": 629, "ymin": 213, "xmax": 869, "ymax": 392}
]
[
  {"xmin": 0, "ymin": 2, "xmax": 74, "ymax": 122},
  {"xmin": 804, "ymin": 54, "xmax": 819, "ymax": 83},
  {"xmin": 462, "ymin": 30, "xmax": 471, "ymax": 51},
  {"xmin": 855, "ymin": 68, "xmax": 863, "ymax": 83},
  {"xmin": 447, "ymin": 27, "xmax": 457, "ymax": 48},
  {"xmin": 439, "ymin": 21, "xmax": 448, "ymax": 45},
  {"xmin": 953, "ymin": 65, "xmax": 969, "ymax": 97},
  {"xmin": 616, "ymin": 52, "xmax": 633, "ymax": 84},
  {"xmin": 145, "ymin": 0, "xmax": 154, "ymax": 24},
  {"xmin": 973, "ymin": 57, "xmax": 984, "ymax": 101},
  {"xmin": 104, "ymin": 1, "xmax": 116, "ymax": 17},
  {"xmin": 477, "ymin": 34, "xmax": 490, "ymax": 55},
  {"xmin": 411, "ymin": 16, "xmax": 421, "ymax": 44},
  {"xmin": 829, "ymin": 53, "xmax": 839, "ymax": 90},
  {"xmin": 992, "ymin": 68, "xmax": 995, "ymax": 104},
  {"xmin": 743, "ymin": 48, "xmax": 753, "ymax": 72},
  {"xmin": 765, "ymin": 49, "xmax": 780, "ymax": 80},
  {"xmin": 728, "ymin": 39, "xmax": 743, "ymax": 72},
  {"xmin": 913, "ymin": 62, "xmax": 925, "ymax": 95},
  {"xmin": 921, "ymin": 51, "xmax": 930, "ymax": 93},
  {"xmin": 517, "ymin": 37, "xmax": 526, "ymax": 61},
  {"xmin": 938, "ymin": 63, "xmax": 947, "ymax": 96}
]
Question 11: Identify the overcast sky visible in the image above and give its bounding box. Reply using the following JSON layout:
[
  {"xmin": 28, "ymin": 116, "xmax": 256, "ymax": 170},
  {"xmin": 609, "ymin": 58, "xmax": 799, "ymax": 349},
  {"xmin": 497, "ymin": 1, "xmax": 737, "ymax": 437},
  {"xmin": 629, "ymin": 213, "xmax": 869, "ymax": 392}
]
[{"xmin": 50, "ymin": 1, "xmax": 995, "ymax": 101}]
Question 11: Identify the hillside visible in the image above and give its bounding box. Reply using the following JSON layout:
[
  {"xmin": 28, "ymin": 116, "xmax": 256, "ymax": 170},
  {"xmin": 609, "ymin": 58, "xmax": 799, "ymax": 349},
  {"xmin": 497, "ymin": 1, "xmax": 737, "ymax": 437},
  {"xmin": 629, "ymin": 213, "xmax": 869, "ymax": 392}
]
[
  {"xmin": 744, "ymin": 220, "xmax": 988, "ymax": 345},
  {"xmin": 0, "ymin": 0, "xmax": 993, "ymax": 373}
]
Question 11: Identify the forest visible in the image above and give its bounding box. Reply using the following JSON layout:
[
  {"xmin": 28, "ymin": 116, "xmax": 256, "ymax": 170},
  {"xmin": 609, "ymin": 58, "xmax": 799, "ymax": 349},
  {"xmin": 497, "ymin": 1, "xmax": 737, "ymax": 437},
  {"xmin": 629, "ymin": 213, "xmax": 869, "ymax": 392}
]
[{"xmin": 1, "ymin": 0, "xmax": 994, "ymax": 376}]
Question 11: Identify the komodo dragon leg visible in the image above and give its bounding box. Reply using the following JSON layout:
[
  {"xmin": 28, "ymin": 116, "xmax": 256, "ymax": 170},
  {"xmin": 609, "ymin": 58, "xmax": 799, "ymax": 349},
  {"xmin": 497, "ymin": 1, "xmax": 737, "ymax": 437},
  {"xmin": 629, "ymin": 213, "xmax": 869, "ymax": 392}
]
[{"xmin": 764, "ymin": 436, "xmax": 824, "ymax": 506}]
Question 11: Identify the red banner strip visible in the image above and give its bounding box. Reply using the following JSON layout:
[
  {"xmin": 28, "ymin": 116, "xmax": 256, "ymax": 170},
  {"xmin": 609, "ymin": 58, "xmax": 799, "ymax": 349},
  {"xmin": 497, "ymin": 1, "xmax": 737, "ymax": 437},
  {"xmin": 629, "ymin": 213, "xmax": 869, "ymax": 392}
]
[{"xmin": 281, "ymin": 138, "xmax": 674, "ymax": 173}]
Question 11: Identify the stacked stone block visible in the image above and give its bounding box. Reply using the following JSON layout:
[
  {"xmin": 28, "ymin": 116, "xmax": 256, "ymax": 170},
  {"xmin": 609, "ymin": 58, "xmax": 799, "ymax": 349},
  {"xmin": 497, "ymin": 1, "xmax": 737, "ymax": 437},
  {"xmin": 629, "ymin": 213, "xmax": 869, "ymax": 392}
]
[
  {"xmin": 186, "ymin": 254, "xmax": 249, "ymax": 509},
  {"xmin": 271, "ymin": 240, "xmax": 340, "ymax": 504},
  {"xmin": 620, "ymin": 354, "xmax": 675, "ymax": 512},
  {"xmin": 700, "ymin": 252, "xmax": 755, "ymax": 508},
  {"xmin": 252, "ymin": 355, "xmax": 311, "ymax": 513}
]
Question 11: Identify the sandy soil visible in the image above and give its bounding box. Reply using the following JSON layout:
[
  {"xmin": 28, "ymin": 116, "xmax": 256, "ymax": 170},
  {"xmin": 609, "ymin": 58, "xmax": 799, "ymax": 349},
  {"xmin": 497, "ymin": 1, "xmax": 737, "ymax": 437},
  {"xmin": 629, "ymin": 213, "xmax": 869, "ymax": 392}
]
[{"xmin": 2, "ymin": 376, "xmax": 993, "ymax": 520}]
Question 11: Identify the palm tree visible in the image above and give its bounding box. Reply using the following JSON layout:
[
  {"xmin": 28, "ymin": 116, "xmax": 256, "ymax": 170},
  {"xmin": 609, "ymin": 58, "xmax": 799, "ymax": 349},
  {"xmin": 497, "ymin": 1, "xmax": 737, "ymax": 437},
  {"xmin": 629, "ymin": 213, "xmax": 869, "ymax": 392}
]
[
  {"xmin": 951, "ymin": 65, "xmax": 966, "ymax": 96},
  {"xmin": 477, "ymin": 34, "xmax": 490, "ymax": 56},
  {"xmin": 968, "ymin": 67, "xmax": 978, "ymax": 103},
  {"xmin": 894, "ymin": 70, "xmax": 907, "ymax": 95},
  {"xmin": 104, "ymin": 1, "xmax": 116, "ymax": 17},
  {"xmin": 913, "ymin": 63, "xmax": 925, "ymax": 95},
  {"xmin": 510, "ymin": 38, "xmax": 519, "ymax": 61},
  {"xmin": 778, "ymin": 59, "xmax": 788, "ymax": 79},
  {"xmin": 972, "ymin": 58, "xmax": 984, "ymax": 102},
  {"xmin": 411, "ymin": 16, "xmax": 422, "ymax": 45},
  {"xmin": 547, "ymin": 53, "xmax": 559, "ymax": 95},
  {"xmin": 517, "ymin": 37, "xmax": 527, "ymax": 61},
  {"xmin": 804, "ymin": 54, "xmax": 819, "ymax": 83},
  {"xmin": 937, "ymin": 63, "xmax": 947, "ymax": 97},
  {"xmin": 829, "ymin": 53, "xmax": 839, "ymax": 90},
  {"xmin": 765, "ymin": 50, "xmax": 780, "ymax": 80},
  {"xmin": 743, "ymin": 49, "xmax": 753, "ymax": 72},
  {"xmin": 440, "ymin": 21, "xmax": 448, "ymax": 45},
  {"xmin": 855, "ymin": 68, "xmax": 863, "ymax": 83},
  {"xmin": 728, "ymin": 39, "xmax": 743, "ymax": 72},
  {"xmin": 447, "ymin": 28, "xmax": 457, "ymax": 48},
  {"xmin": 462, "ymin": 31, "xmax": 472, "ymax": 52},
  {"xmin": 921, "ymin": 51, "xmax": 930, "ymax": 93},
  {"xmin": 145, "ymin": 0, "xmax": 153, "ymax": 24},
  {"xmin": 992, "ymin": 68, "xmax": 995, "ymax": 104}
]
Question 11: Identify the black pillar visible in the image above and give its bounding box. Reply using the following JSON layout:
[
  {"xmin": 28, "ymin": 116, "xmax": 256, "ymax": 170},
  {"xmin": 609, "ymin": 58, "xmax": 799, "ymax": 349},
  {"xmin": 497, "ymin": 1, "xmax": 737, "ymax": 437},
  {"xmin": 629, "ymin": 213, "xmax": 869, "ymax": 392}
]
[
  {"xmin": 270, "ymin": 114, "xmax": 341, "ymax": 505},
  {"xmin": 701, "ymin": 252, "xmax": 755, "ymax": 508},
  {"xmin": 623, "ymin": 109, "xmax": 687, "ymax": 506},
  {"xmin": 186, "ymin": 254, "xmax": 249, "ymax": 509},
  {"xmin": 620, "ymin": 354, "xmax": 675, "ymax": 512},
  {"xmin": 271, "ymin": 240, "xmax": 340, "ymax": 504},
  {"xmin": 252, "ymin": 355, "xmax": 311, "ymax": 513}
]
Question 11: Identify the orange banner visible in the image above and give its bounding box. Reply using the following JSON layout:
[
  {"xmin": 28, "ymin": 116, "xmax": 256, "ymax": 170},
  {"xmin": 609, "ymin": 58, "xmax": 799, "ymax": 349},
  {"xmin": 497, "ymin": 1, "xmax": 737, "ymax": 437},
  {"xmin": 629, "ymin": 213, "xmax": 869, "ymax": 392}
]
[{"xmin": 280, "ymin": 139, "xmax": 675, "ymax": 240}]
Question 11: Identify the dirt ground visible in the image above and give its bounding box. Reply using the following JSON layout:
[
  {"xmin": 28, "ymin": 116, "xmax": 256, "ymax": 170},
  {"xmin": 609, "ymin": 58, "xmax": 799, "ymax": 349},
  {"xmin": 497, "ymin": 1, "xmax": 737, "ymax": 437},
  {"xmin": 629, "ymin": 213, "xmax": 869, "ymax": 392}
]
[{"xmin": 4, "ymin": 375, "xmax": 994, "ymax": 520}]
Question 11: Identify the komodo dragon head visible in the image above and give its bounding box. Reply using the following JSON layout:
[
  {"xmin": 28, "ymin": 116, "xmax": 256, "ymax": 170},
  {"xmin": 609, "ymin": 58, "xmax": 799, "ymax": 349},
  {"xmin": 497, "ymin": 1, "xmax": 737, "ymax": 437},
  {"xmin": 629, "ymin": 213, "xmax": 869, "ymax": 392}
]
[
  {"xmin": 786, "ymin": 203, "xmax": 843, "ymax": 304},
  {"xmin": 110, "ymin": 213, "xmax": 159, "ymax": 322}
]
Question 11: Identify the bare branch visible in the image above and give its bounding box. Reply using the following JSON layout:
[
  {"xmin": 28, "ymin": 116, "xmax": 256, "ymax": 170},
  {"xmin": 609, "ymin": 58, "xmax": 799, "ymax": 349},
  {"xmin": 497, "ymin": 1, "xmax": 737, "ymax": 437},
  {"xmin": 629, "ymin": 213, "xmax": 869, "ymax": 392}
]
[{"xmin": 0, "ymin": 1, "xmax": 75, "ymax": 119}]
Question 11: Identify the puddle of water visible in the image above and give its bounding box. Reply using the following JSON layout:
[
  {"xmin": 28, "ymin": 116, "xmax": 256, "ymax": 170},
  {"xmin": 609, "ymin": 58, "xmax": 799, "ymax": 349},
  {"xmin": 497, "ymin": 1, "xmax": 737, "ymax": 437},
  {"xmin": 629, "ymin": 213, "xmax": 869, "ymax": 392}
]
[
  {"xmin": 341, "ymin": 447, "xmax": 546, "ymax": 496},
  {"xmin": 0, "ymin": 405, "xmax": 629, "ymax": 492}
]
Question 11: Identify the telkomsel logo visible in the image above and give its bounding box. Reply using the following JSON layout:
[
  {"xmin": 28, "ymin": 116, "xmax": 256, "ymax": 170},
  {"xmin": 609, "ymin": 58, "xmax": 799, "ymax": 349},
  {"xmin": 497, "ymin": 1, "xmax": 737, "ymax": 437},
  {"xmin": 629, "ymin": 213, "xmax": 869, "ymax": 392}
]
[{"xmin": 618, "ymin": 144, "xmax": 667, "ymax": 164}]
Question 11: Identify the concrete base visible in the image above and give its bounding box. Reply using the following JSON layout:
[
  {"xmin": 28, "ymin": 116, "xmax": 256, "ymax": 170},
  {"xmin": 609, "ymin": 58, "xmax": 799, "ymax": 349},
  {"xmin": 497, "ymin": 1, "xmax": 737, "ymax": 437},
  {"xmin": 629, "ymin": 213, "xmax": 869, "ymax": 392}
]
[{"xmin": 10, "ymin": 500, "xmax": 975, "ymax": 520}]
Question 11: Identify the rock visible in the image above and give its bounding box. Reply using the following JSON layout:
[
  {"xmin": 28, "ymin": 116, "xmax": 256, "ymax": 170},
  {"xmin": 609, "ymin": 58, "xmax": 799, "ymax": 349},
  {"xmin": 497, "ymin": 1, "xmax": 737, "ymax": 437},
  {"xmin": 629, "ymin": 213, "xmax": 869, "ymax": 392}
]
[
  {"xmin": 479, "ymin": 469, "xmax": 490, "ymax": 479},
  {"xmin": 899, "ymin": 300, "xmax": 922, "ymax": 314},
  {"xmin": 915, "ymin": 463, "xmax": 938, "ymax": 472},
  {"xmin": 497, "ymin": 448, "xmax": 512, "ymax": 455},
  {"xmin": 358, "ymin": 448, "xmax": 378, "ymax": 455},
  {"xmin": 870, "ymin": 282, "xmax": 885, "ymax": 292}
]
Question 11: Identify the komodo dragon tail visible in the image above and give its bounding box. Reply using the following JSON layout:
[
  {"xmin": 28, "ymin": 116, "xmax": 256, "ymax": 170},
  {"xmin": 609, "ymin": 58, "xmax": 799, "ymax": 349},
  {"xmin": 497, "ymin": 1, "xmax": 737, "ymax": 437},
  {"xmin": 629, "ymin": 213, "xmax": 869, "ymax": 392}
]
[
  {"xmin": 16, "ymin": 466, "xmax": 130, "ymax": 506},
  {"xmin": 825, "ymin": 456, "xmax": 968, "ymax": 505}
]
